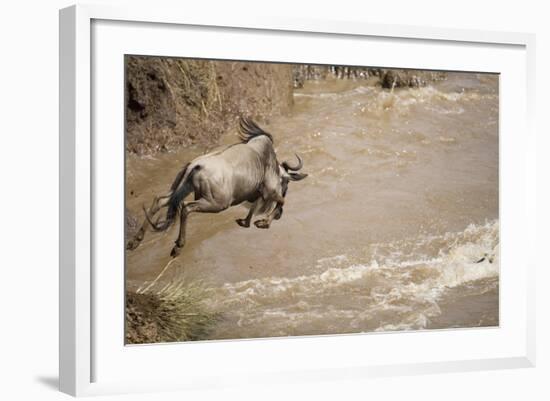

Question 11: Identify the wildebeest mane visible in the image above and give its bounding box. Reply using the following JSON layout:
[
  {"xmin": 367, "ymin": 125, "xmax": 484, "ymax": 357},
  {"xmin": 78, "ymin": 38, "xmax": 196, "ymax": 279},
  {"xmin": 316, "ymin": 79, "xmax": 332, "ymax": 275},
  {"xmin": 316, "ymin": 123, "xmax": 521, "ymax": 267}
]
[{"xmin": 238, "ymin": 117, "xmax": 273, "ymax": 143}]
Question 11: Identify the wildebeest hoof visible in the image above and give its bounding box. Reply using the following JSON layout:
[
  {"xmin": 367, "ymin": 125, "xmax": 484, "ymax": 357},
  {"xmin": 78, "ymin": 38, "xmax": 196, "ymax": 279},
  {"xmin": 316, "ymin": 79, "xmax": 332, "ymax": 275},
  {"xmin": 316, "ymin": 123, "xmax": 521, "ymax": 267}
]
[
  {"xmin": 127, "ymin": 229, "xmax": 144, "ymax": 250},
  {"xmin": 254, "ymin": 219, "xmax": 270, "ymax": 229},
  {"xmin": 126, "ymin": 239, "xmax": 140, "ymax": 250},
  {"xmin": 274, "ymin": 208, "xmax": 283, "ymax": 220},
  {"xmin": 236, "ymin": 218, "xmax": 250, "ymax": 228},
  {"xmin": 170, "ymin": 245, "xmax": 182, "ymax": 258}
]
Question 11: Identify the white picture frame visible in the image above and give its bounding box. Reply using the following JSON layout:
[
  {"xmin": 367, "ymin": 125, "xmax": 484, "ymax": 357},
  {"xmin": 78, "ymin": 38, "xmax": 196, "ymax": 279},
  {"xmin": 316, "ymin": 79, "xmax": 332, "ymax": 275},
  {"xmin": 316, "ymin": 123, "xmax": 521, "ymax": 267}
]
[{"xmin": 59, "ymin": 4, "xmax": 536, "ymax": 397}]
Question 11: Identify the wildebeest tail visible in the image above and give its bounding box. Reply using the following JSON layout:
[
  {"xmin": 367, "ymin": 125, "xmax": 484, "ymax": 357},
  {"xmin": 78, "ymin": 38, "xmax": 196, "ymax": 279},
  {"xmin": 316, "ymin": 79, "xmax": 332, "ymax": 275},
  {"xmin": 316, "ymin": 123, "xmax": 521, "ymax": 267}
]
[
  {"xmin": 144, "ymin": 164, "xmax": 200, "ymax": 232},
  {"xmin": 170, "ymin": 162, "xmax": 190, "ymax": 191}
]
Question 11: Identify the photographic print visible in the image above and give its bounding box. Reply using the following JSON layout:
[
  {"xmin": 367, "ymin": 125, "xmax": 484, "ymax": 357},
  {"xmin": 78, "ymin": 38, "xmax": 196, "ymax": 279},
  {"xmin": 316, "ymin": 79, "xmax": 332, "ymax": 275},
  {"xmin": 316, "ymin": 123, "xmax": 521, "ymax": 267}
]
[{"xmin": 124, "ymin": 56, "xmax": 499, "ymax": 344}]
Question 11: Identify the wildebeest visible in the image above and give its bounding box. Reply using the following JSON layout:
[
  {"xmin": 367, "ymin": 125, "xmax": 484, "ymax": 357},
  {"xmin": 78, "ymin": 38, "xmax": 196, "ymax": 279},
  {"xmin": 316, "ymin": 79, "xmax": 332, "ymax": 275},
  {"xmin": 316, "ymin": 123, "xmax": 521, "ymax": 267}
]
[{"xmin": 126, "ymin": 117, "xmax": 308, "ymax": 258}]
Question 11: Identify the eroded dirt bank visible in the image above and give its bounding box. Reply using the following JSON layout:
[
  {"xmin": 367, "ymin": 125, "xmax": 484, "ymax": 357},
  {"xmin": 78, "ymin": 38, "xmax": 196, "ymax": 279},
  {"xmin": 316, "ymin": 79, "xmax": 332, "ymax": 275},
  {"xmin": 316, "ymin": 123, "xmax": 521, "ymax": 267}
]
[{"xmin": 125, "ymin": 56, "xmax": 294, "ymax": 155}]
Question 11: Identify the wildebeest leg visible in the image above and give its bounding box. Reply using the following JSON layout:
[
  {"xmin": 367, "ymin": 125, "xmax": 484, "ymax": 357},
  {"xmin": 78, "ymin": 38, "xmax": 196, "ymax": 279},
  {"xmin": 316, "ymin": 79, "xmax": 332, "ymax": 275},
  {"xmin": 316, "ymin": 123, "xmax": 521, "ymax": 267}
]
[
  {"xmin": 127, "ymin": 195, "xmax": 170, "ymax": 250},
  {"xmin": 254, "ymin": 194, "xmax": 284, "ymax": 229},
  {"xmin": 170, "ymin": 204, "xmax": 190, "ymax": 258},
  {"xmin": 170, "ymin": 199, "xmax": 227, "ymax": 258},
  {"xmin": 236, "ymin": 199, "xmax": 261, "ymax": 228}
]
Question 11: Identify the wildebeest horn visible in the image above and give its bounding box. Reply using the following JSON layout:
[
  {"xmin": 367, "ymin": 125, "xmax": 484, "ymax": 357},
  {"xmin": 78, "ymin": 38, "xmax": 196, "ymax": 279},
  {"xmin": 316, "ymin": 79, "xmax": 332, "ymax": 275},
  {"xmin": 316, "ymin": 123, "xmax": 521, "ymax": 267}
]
[{"xmin": 282, "ymin": 154, "xmax": 303, "ymax": 171}]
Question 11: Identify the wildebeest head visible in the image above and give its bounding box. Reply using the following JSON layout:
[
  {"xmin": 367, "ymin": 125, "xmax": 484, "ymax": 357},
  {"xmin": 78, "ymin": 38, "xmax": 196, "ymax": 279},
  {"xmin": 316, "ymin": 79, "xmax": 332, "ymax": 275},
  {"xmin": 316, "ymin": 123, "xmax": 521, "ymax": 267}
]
[
  {"xmin": 274, "ymin": 154, "xmax": 307, "ymax": 220},
  {"xmin": 281, "ymin": 154, "xmax": 308, "ymax": 185}
]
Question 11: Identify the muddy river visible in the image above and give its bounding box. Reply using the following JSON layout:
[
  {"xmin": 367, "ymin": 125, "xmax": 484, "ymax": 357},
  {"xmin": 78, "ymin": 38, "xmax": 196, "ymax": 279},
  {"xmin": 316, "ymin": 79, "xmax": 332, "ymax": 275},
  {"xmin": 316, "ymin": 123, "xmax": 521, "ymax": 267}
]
[{"xmin": 126, "ymin": 72, "xmax": 499, "ymax": 340}]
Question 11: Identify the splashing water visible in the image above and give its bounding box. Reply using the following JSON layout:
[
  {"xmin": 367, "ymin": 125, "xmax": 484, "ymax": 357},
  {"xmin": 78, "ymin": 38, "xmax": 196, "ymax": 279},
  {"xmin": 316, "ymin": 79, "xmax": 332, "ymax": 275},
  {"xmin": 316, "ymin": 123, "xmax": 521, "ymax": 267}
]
[{"xmin": 206, "ymin": 220, "xmax": 498, "ymax": 339}]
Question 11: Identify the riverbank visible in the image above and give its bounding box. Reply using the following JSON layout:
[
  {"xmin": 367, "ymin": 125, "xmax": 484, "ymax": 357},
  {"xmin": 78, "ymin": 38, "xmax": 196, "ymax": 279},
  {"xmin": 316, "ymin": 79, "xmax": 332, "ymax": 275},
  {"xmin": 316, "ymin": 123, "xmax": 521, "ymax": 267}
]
[
  {"xmin": 292, "ymin": 65, "xmax": 446, "ymax": 89},
  {"xmin": 126, "ymin": 281, "xmax": 219, "ymax": 344},
  {"xmin": 125, "ymin": 58, "xmax": 447, "ymax": 155},
  {"xmin": 126, "ymin": 56, "xmax": 294, "ymax": 155}
]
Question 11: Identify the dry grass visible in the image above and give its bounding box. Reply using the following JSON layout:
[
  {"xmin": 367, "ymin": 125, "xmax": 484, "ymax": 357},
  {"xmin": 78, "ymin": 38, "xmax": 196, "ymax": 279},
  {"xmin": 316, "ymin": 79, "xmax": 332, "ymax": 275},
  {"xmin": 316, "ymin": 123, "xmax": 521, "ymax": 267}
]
[
  {"xmin": 126, "ymin": 280, "xmax": 219, "ymax": 344},
  {"xmin": 176, "ymin": 60, "xmax": 222, "ymax": 116},
  {"xmin": 125, "ymin": 56, "xmax": 294, "ymax": 155}
]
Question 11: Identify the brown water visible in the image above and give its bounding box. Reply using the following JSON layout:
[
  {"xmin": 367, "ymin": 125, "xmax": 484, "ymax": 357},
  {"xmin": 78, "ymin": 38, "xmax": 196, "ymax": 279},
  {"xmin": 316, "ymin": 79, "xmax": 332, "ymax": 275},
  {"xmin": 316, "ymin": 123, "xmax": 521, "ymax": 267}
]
[{"xmin": 126, "ymin": 72, "xmax": 499, "ymax": 340}]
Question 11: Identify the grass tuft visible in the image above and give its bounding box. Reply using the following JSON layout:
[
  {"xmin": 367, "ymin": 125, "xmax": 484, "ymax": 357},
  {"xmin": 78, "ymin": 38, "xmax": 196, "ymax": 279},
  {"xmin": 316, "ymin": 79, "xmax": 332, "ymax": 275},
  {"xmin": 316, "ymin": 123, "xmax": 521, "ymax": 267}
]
[{"xmin": 126, "ymin": 280, "xmax": 219, "ymax": 344}]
